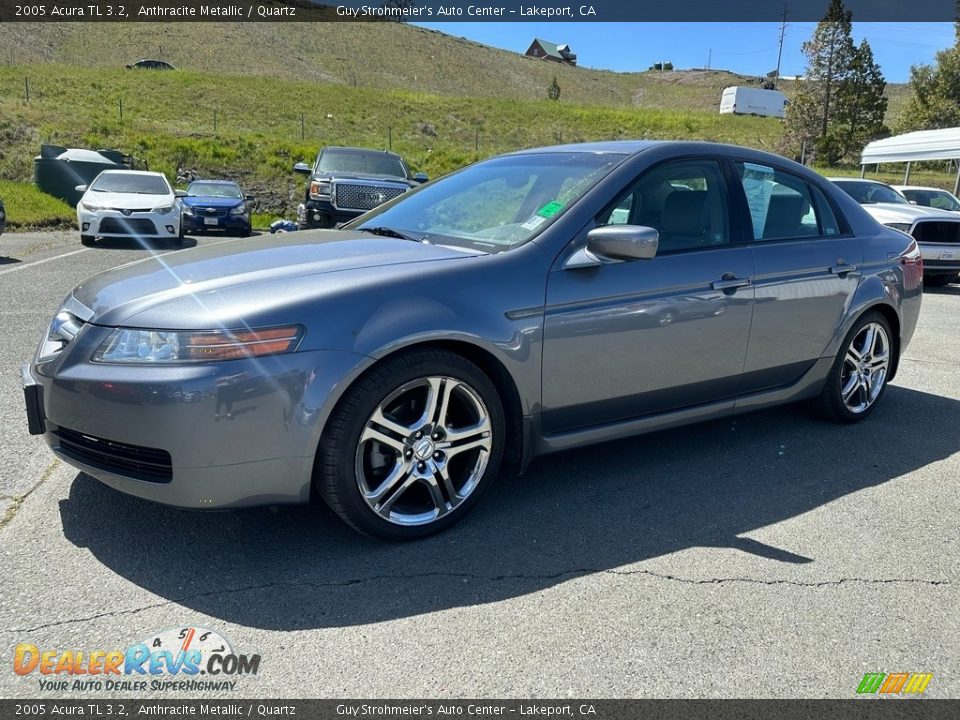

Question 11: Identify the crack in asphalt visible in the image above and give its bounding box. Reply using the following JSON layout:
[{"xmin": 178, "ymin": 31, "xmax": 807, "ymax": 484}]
[
  {"xmin": 2, "ymin": 568, "xmax": 950, "ymax": 634},
  {"xmin": 0, "ymin": 458, "xmax": 59, "ymax": 530}
]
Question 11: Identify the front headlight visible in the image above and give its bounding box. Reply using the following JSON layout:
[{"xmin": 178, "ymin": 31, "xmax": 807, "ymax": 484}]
[
  {"xmin": 182, "ymin": 205, "xmax": 195, "ymax": 216},
  {"xmin": 229, "ymin": 205, "xmax": 248, "ymax": 216},
  {"xmin": 92, "ymin": 326, "xmax": 303, "ymax": 364},
  {"xmin": 80, "ymin": 201, "xmax": 103, "ymax": 212},
  {"xmin": 884, "ymin": 222, "xmax": 913, "ymax": 233},
  {"xmin": 153, "ymin": 204, "xmax": 175, "ymax": 215},
  {"xmin": 309, "ymin": 181, "xmax": 332, "ymax": 199}
]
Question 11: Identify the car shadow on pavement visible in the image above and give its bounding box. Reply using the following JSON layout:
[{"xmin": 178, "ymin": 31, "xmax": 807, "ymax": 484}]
[{"xmin": 59, "ymin": 386, "xmax": 960, "ymax": 630}]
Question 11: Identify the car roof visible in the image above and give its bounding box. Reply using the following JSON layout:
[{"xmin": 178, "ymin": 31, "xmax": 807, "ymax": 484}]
[
  {"xmin": 894, "ymin": 185, "xmax": 953, "ymax": 193},
  {"xmin": 98, "ymin": 170, "xmax": 166, "ymax": 178},
  {"xmin": 322, "ymin": 146, "xmax": 403, "ymax": 159}
]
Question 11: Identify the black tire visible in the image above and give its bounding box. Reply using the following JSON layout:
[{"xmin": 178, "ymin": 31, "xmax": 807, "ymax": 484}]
[
  {"xmin": 924, "ymin": 273, "xmax": 958, "ymax": 287},
  {"xmin": 814, "ymin": 311, "xmax": 893, "ymax": 423},
  {"xmin": 80, "ymin": 235, "xmax": 95, "ymax": 246},
  {"xmin": 317, "ymin": 349, "xmax": 506, "ymax": 540}
]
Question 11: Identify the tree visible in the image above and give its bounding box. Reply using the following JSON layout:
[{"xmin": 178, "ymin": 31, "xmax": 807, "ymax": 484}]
[
  {"xmin": 548, "ymin": 76, "xmax": 561, "ymax": 101},
  {"xmin": 783, "ymin": 0, "xmax": 855, "ymax": 164},
  {"xmin": 898, "ymin": 22, "xmax": 960, "ymax": 131},
  {"xmin": 832, "ymin": 40, "xmax": 888, "ymax": 157}
]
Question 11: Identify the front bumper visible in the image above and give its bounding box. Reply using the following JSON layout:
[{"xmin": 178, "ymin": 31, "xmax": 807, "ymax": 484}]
[
  {"xmin": 182, "ymin": 212, "xmax": 250, "ymax": 235},
  {"xmin": 297, "ymin": 199, "xmax": 360, "ymax": 229},
  {"xmin": 919, "ymin": 243, "xmax": 960, "ymax": 272},
  {"xmin": 24, "ymin": 322, "xmax": 367, "ymax": 509},
  {"xmin": 78, "ymin": 208, "xmax": 180, "ymax": 238}
]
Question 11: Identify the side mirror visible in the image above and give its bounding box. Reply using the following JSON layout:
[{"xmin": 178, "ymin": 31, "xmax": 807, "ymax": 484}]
[
  {"xmin": 413, "ymin": 172, "xmax": 429, "ymax": 184},
  {"xmin": 75, "ymin": 184, "xmax": 88, "ymax": 193},
  {"xmin": 293, "ymin": 162, "xmax": 312, "ymax": 175},
  {"xmin": 174, "ymin": 189, "xmax": 187, "ymax": 198},
  {"xmin": 565, "ymin": 225, "xmax": 659, "ymax": 269},
  {"xmin": 908, "ymin": 200, "xmax": 918, "ymax": 205}
]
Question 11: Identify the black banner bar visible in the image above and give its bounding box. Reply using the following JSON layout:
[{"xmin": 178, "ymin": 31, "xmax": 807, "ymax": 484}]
[
  {"xmin": 1, "ymin": 700, "xmax": 959, "ymax": 720},
  {"xmin": 0, "ymin": 0, "xmax": 958, "ymax": 23}
]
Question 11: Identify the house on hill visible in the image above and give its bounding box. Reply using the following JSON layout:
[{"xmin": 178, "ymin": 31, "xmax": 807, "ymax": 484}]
[{"xmin": 525, "ymin": 38, "xmax": 577, "ymax": 66}]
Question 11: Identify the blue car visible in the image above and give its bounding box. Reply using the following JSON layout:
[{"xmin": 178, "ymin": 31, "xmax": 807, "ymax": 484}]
[{"xmin": 180, "ymin": 180, "xmax": 253, "ymax": 237}]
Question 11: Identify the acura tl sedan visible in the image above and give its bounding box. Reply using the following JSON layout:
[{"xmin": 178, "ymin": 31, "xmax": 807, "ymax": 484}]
[{"xmin": 24, "ymin": 142, "xmax": 922, "ymax": 539}]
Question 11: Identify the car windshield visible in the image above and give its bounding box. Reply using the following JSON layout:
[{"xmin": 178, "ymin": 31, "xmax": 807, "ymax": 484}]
[
  {"xmin": 187, "ymin": 182, "xmax": 242, "ymax": 199},
  {"xmin": 903, "ymin": 188, "xmax": 960, "ymax": 211},
  {"xmin": 347, "ymin": 152, "xmax": 624, "ymax": 252},
  {"xmin": 90, "ymin": 173, "xmax": 170, "ymax": 195},
  {"xmin": 317, "ymin": 150, "xmax": 407, "ymax": 178},
  {"xmin": 834, "ymin": 180, "xmax": 908, "ymax": 205}
]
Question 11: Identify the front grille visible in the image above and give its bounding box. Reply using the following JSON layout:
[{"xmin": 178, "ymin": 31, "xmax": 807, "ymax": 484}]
[
  {"xmin": 912, "ymin": 220, "xmax": 960, "ymax": 244},
  {"xmin": 192, "ymin": 206, "xmax": 229, "ymax": 218},
  {"xmin": 334, "ymin": 182, "xmax": 407, "ymax": 212},
  {"xmin": 55, "ymin": 427, "xmax": 172, "ymax": 483},
  {"xmin": 99, "ymin": 218, "xmax": 158, "ymax": 235}
]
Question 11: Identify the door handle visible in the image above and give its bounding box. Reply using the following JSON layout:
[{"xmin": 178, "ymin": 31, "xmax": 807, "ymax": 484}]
[
  {"xmin": 830, "ymin": 263, "xmax": 858, "ymax": 275},
  {"xmin": 711, "ymin": 276, "xmax": 751, "ymax": 292}
]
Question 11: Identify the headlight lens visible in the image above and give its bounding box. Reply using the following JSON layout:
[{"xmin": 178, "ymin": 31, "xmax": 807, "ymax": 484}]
[
  {"xmin": 93, "ymin": 326, "xmax": 303, "ymax": 364},
  {"xmin": 80, "ymin": 201, "xmax": 103, "ymax": 212},
  {"xmin": 182, "ymin": 205, "xmax": 195, "ymax": 215},
  {"xmin": 229, "ymin": 204, "xmax": 248, "ymax": 216},
  {"xmin": 153, "ymin": 204, "xmax": 175, "ymax": 215},
  {"xmin": 309, "ymin": 181, "xmax": 332, "ymax": 198},
  {"xmin": 884, "ymin": 222, "xmax": 913, "ymax": 233}
]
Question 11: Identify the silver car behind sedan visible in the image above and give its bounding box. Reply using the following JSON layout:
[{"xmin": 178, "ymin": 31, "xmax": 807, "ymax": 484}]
[{"xmin": 23, "ymin": 142, "xmax": 922, "ymax": 539}]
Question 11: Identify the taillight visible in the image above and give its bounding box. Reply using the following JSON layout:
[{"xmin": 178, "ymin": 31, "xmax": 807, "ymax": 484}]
[{"xmin": 900, "ymin": 239, "xmax": 923, "ymax": 289}]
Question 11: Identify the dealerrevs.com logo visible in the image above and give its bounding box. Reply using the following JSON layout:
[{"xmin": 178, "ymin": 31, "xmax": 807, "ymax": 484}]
[{"xmin": 13, "ymin": 626, "xmax": 261, "ymax": 692}]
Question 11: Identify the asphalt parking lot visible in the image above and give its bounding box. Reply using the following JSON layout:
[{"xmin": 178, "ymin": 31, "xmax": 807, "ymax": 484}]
[{"xmin": 0, "ymin": 230, "xmax": 957, "ymax": 699}]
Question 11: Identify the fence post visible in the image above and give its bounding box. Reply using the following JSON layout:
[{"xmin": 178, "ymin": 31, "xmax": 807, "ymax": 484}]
[
  {"xmin": 300, "ymin": 113, "xmax": 305, "ymax": 140},
  {"xmin": 213, "ymin": 110, "xmax": 217, "ymax": 133},
  {"xmin": 24, "ymin": 77, "xmax": 29, "ymax": 102},
  {"xmin": 388, "ymin": 127, "xmax": 392, "ymax": 151},
  {"xmin": 119, "ymin": 98, "xmax": 123, "ymax": 120},
  {"xmin": 475, "ymin": 128, "xmax": 479, "ymax": 152}
]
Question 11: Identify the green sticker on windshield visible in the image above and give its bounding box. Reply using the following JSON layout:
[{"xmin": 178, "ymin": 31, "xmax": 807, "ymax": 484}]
[{"xmin": 537, "ymin": 201, "xmax": 565, "ymax": 218}]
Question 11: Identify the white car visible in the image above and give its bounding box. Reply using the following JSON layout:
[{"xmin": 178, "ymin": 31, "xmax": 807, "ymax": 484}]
[
  {"xmin": 830, "ymin": 177, "xmax": 960, "ymax": 287},
  {"xmin": 893, "ymin": 185, "xmax": 960, "ymax": 213},
  {"xmin": 76, "ymin": 170, "xmax": 185, "ymax": 247}
]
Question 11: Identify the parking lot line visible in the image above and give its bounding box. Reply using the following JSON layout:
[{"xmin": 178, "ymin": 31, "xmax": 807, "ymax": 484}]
[{"xmin": 0, "ymin": 248, "xmax": 89, "ymax": 276}]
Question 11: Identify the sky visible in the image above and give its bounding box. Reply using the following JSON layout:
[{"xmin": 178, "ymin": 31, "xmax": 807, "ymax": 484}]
[{"xmin": 414, "ymin": 22, "xmax": 957, "ymax": 83}]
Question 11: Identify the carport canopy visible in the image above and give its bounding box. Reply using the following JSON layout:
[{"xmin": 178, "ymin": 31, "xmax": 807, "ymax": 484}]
[{"xmin": 860, "ymin": 128, "xmax": 960, "ymax": 193}]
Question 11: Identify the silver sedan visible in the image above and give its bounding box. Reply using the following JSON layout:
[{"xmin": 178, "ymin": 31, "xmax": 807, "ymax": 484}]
[{"xmin": 23, "ymin": 142, "xmax": 922, "ymax": 539}]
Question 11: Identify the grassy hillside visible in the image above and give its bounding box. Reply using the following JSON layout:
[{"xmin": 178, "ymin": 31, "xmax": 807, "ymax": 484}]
[{"xmin": 0, "ymin": 63, "xmax": 786, "ymax": 224}]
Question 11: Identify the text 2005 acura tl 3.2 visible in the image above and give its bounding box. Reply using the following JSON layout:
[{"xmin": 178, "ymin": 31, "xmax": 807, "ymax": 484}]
[{"xmin": 23, "ymin": 142, "xmax": 922, "ymax": 539}]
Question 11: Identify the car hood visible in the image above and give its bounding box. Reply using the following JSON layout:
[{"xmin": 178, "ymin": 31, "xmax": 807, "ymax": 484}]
[
  {"xmin": 83, "ymin": 191, "xmax": 172, "ymax": 208},
  {"xmin": 71, "ymin": 231, "xmax": 481, "ymax": 327},
  {"xmin": 181, "ymin": 196, "xmax": 243, "ymax": 209},
  {"xmin": 859, "ymin": 202, "xmax": 959, "ymax": 224}
]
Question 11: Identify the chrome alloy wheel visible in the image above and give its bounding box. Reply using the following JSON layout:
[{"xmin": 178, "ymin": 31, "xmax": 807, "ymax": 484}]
[
  {"xmin": 355, "ymin": 376, "xmax": 493, "ymax": 526},
  {"xmin": 840, "ymin": 322, "xmax": 890, "ymax": 414}
]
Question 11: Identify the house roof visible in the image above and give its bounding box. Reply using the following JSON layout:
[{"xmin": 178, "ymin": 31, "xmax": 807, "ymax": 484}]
[
  {"xmin": 532, "ymin": 38, "xmax": 573, "ymax": 60},
  {"xmin": 861, "ymin": 128, "xmax": 960, "ymax": 164}
]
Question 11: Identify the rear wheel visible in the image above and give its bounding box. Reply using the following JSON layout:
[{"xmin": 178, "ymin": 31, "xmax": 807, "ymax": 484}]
[
  {"xmin": 317, "ymin": 350, "xmax": 505, "ymax": 540},
  {"xmin": 815, "ymin": 312, "xmax": 893, "ymax": 423},
  {"xmin": 924, "ymin": 273, "xmax": 958, "ymax": 287}
]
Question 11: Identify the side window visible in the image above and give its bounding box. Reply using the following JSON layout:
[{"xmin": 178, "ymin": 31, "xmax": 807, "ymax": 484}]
[
  {"xmin": 734, "ymin": 161, "xmax": 840, "ymax": 241},
  {"xmin": 597, "ymin": 160, "xmax": 730, "ymax": 253}
]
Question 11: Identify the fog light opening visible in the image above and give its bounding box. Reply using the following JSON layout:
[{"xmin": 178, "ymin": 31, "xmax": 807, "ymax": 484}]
[
  {"xmin": 81, "ymin": 222, "xmax": 90, "ymax": 231},
  {"xmin": 165, "ymin": 225, "xmax": 175, "ymax": 233}
]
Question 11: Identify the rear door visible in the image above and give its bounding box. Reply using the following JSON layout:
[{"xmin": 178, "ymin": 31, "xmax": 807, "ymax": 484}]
[{"xmin": 731, "ymin": 160, "xmax": 863, "ymax": 392}]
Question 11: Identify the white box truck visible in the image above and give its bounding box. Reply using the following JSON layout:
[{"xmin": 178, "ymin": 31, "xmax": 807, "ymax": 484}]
[{"xmin": 719, "ymin": 86, "xmax": 788, "ymax": 119}]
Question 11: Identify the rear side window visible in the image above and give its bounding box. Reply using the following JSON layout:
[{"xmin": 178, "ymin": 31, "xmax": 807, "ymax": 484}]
[{"xmin": 733, "ymin": 161, "xmax": 841, "ymax": 241}]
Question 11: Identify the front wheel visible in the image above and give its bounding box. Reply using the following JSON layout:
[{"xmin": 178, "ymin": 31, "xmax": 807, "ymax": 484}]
[
  {"xmin": 317, "ymin": 350, "xmax": 505, "ymax": 540},
  {"xmin": 815, "ymin": 312, "xmax": 893, "ymax": 423}
]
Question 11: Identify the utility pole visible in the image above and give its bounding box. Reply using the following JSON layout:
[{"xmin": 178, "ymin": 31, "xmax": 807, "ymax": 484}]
[
  {"xmin": 707, "ymin": 49, "xmax": 712, "ymax": 70},
  {"xmin": 775, "ymin": 4, "xmax": 788, "ymax": 81}
]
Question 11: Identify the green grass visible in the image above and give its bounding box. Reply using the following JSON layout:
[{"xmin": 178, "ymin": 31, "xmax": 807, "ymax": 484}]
[
  {"xmin": 0, "ymin": 180, "xmax": 74, "ymax": 229},
  {"xmin": 0, "ymin": 63, "xmax": 785, "ymax": 220}
]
